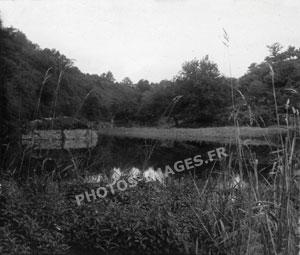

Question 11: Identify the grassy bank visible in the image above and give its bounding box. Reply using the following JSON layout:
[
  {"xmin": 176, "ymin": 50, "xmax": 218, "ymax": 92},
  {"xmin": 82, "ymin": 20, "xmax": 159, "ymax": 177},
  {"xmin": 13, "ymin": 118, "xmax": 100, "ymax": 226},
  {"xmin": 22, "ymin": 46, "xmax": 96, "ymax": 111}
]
[{"xmin": 97, "ymin": 126, "xmax": 286, "ymax": 146}]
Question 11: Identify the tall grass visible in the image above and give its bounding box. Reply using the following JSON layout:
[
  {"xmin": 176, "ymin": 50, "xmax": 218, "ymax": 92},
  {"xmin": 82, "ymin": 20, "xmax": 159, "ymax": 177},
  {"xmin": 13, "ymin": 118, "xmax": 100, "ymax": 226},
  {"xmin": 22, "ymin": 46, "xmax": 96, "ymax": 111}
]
[
  {"xmin": 185, "ymin": 132, "xmax": 299, "ymax": 254},
  {"xmin": 34, "ymin": 67, "xmax": 52, "ymax": 120},
  {"xmin": 140, "ymin": 95, "xmax": 183, "ymax": 170},
  {"xmin": 51, "ymin": 70, "xmax": 63, "ymax": 129}
]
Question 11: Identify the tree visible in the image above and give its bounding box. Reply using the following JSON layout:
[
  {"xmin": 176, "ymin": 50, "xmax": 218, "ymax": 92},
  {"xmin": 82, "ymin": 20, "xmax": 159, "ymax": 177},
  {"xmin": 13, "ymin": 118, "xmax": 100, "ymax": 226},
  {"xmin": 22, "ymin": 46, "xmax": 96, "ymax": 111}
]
[
  {"xmin": 266, "ymin": 42, "xmax": 283, "ymax": 61},
  {"xmin": 0, "ymin": 21, "xmax": 142, "ymax": 129},
  {"xmin": 239, "ymin": 44, "xmax": 300, "ymax": 125},
  {"xmin": 100, "ymin": 71, "xmax": 115, "ymax": 82},
  {"xmin": 137, "ymin": 85, "xmax": 174, "ymax": 124},
  {"xmin": 174, "ymin": 55, "xmax": 230, "ymax": 125},
  {"xmin": 136, "ymin": 79, "xmax": 151, "ymax": 93},
  {"xmin": 120, "ymin": 77, "xmax": 133, "ymax": 86},
  {"xmin": 80, "ymin": 94, "xmax": 103, "ymax": 121},
  {"xmin": 0, "ymin": 17, "xmax": 10, "ymax": 137},
  {"xmin": 180, "ymin": 55, "xmax": 220, "ymax": 83}
]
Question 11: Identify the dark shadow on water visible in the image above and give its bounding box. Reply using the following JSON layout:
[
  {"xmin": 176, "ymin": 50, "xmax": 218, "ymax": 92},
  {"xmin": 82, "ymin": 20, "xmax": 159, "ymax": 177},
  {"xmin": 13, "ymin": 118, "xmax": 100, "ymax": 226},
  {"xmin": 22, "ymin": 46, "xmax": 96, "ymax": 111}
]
[
  {"xmin": 3, "ymin": 134, "xmax": 277, "ymax": 180},
  {"xmin": 92, "ymin": 135, "xmax": 275, "ymax": 179}
]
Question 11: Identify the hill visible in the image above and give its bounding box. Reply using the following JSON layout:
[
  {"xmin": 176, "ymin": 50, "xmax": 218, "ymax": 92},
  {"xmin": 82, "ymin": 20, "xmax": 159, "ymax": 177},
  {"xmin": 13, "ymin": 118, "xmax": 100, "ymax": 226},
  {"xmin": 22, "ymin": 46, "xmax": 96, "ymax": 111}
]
[{"xmin": 0, "ymin": 21, "xmax": 140, "ymax": 137}]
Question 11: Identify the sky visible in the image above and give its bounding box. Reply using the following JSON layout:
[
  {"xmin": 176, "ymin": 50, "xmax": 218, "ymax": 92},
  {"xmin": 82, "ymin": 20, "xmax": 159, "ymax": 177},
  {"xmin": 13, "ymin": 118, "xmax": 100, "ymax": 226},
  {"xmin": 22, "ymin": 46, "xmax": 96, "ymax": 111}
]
[{"xmin": 0, "ymin": 0, "xmax": 300, "ymax": 83}]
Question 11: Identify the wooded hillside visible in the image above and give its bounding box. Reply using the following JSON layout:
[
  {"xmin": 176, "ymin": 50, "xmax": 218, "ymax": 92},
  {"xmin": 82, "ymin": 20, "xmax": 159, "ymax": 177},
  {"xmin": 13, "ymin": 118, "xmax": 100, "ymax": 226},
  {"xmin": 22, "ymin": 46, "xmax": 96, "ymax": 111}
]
[{"xmin": 1, "ymin": 17, "xmax": 300, "ymax": 138}]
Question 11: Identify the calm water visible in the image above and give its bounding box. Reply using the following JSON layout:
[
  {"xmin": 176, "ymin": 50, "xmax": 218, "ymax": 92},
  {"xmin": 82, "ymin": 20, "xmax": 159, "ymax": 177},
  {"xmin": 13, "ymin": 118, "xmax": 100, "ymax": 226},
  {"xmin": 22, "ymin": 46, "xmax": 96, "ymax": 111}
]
[{"xmin": 13, "ymin": 134, "xmax": 276, "ymax": 180}]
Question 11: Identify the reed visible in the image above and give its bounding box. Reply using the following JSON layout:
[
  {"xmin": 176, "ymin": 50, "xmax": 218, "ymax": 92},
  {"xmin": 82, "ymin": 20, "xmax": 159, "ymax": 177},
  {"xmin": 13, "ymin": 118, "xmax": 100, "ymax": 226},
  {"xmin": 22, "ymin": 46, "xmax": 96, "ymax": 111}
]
[{"xmin": 34, "ymin": 67, "xmax": 52, "ymax": 120}]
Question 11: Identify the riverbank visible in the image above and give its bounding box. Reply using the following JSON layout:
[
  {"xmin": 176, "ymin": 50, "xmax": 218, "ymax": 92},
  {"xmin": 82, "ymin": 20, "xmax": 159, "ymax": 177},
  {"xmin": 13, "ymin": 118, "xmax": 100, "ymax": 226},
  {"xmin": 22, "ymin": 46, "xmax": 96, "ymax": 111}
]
[{"xmin": 97, "ymin": 126, "xmax": 287, "ymax": 146}]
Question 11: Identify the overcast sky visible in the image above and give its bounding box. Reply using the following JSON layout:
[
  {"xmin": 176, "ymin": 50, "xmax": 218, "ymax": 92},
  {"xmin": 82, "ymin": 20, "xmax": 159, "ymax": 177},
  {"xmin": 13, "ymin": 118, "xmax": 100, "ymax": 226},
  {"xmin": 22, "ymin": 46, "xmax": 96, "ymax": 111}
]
[{"xmin": 1, "ymin": 0, "xmax": 300, "ymax": 83}]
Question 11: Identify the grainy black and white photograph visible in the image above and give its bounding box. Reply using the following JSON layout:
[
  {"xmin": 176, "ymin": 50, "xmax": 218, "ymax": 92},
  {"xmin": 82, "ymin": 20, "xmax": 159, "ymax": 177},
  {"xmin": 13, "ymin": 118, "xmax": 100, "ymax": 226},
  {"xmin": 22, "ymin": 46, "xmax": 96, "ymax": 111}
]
[{"xmin": 0, "ymin": 0, "xmax": 300, "ymax": 254}]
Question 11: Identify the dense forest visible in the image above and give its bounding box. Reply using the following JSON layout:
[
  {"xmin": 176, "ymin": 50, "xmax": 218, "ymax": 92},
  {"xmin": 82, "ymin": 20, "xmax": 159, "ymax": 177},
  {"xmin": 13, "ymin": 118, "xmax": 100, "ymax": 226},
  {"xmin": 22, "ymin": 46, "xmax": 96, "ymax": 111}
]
[{"xmin": 1, "ymin": 17, "xmax": 300, "ymax": 139}]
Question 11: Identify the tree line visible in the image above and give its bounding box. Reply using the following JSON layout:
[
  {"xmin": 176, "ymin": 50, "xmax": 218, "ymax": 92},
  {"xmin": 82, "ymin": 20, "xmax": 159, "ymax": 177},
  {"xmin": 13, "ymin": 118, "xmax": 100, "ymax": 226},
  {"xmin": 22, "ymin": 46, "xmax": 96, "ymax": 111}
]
[{"xmin": 1, "ymin": 18, "xmax": 300, "ymax": 138}]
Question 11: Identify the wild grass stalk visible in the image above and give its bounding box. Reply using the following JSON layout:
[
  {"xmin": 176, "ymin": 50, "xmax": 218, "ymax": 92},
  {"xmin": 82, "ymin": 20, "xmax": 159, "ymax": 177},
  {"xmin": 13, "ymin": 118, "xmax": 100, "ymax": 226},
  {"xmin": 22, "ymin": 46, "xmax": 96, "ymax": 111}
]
[
  {"xmin": 74, "ymin": 88, "xmax": 95, "ymax": 119},
  {"xmin": 34, "ymin": 67, "xmax": 52, "ymax": 120},
  {"xmin": 222, "ymin": 28, "xmax": 244, "ymax": 175},
  {"xmin": 140, "ymin": 95, "xmax": 183, "ymax": 170},
  {"xmin": 51, "ymin": 70, "xmax": 63, "ymax": 129}
]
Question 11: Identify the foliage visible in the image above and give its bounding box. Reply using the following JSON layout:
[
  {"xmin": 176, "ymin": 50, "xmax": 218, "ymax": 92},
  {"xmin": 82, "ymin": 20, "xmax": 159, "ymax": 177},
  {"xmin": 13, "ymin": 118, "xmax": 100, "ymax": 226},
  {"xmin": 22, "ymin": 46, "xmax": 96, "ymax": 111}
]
[
  {"xmin": 136, "ymin": 79, "xmax": 151, "ymax": 93},
  {"xmin": 0, "ymin": 22, "xmax": 141, "ymax": 134},
  {"xmin": 0, "ymin": 19, "xmax": 237, "ymax": 132},
  {"xmin": 238, "ymin": 43, "xmax": 300, "ymax": 126},
  {"xmin": 2, "ymin": 15, "xmax": 300, "ymax": 132},
  {"xmin": 120, "ymin": 77, "xmax": 133, "ymax": 86},
  {"xmin": 173, "ymin": 56, "xmax": 232, "ymax": 125}
]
